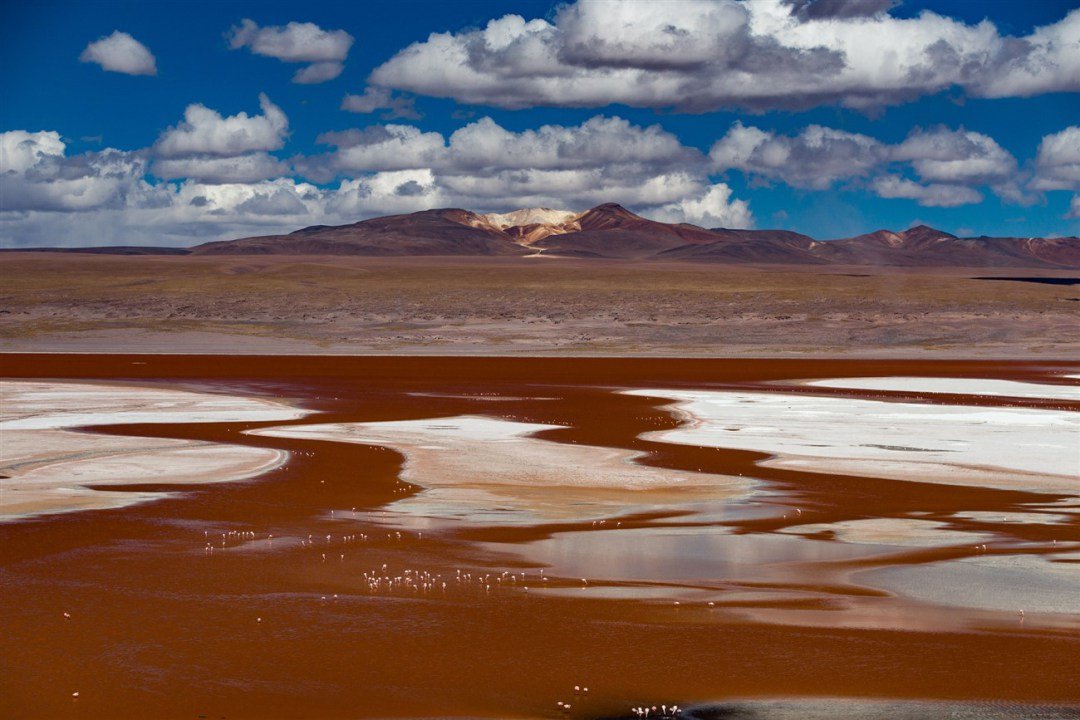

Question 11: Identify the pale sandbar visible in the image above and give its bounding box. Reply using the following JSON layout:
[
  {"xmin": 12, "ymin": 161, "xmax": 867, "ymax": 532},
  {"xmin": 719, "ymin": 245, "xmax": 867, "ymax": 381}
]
[{"xmin": 1, "ymin": 380, "xmax": 309, "ymax": 520}]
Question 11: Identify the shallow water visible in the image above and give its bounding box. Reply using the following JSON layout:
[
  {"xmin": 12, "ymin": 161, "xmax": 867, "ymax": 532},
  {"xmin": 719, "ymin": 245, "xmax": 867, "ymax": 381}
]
[{"xmin": 0, "ymin": 355, "xmax": 1077, "ymax": 718}]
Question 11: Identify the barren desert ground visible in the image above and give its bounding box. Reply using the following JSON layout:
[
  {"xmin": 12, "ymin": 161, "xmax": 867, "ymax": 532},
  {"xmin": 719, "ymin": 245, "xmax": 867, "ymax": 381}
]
[{"xmin": 1, "ymin": 253, "xmax": 1077, "ymax": 356}]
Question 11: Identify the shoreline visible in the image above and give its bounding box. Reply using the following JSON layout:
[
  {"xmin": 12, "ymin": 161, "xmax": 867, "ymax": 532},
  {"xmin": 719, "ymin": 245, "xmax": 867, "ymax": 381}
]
[{"xmin": 3, "ymin": 342, "xmax": 1079, "ymax": 359}]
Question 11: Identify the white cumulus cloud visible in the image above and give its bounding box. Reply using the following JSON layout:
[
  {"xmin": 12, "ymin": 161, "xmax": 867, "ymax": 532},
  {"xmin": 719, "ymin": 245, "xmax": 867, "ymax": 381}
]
[
  {"xmin": 892, "ymin": 127, "xmax": 1017, "ymax": 185},
  {"xmin": 1, "ymin": 130, "xmax": 66, "ymax": 174},
  {"xmin": 147, "ymin": 96, "xmax": 291, "ymax": 184},
  {"xmin": 0, "ymin": 130, "xmax": 149, "ymax": 213},
  {"xmin": 297, "ymin": 115, "xmax": 716, "ymax": 216},
  {"xmin": 228, "ymin": 19, "xmax": 353, "ymax": 84},
  {"xmin": 341, "ymin": 87, "xmax": 420, "ymax": 120},
  {"xmin": 368, "ymin": 0, "xmax": 1080, "ymax": 112},
  {"xmin": 871, "ymin": 175, "xmax": 982, "ymax": 207},
  {"xmin": 310, "ymin": 125, "xmax": 446, "ymax": 175},
  {"xmin": 710, "ymin": 123, "xmax": 885, "ymax": 189},
  {"xmin": 652, "ymin": 183, "xmax": 754, "ymax": 228},
  {"xmin": 710, "ymin": 121, "xmax": 1026, "ymax": 207},
  {"xmin": 152, "ymin": 153, "xmax": 289, "ymax": 184},
  {"xmin": 79, "ymin": 31, "xmax": 157, "ymax": 76},
  {"xmin": 0, "ymin": 114, "xmax": 753, "ymax": 246},
  {"xmin": 293, "ymin": 62, "xmax": 345, "ymax": 84},
  {"xmin": 311, "ymin": 115, "xmax": 699, "ymax": 174},
  {"xmin": 3, "ymin": 112, "xmax": 1059, "ymax": 247},
  {"xmin": 968, "ymin": 10, "xmax": 1080, "ymax": 99},
  {"xmin": 154, "ymin": 94, "xmax": 288, "ymax": 159},
  {"xmin": 1032, "ymin": 126, "xmax": 1080, "ymax": 192}
]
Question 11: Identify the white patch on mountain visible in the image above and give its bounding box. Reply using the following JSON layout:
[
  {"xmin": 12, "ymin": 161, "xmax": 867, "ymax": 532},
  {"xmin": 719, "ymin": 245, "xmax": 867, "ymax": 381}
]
[{"xmin": 482, "ymin": 208, "xmax": 579, "ymax": 229}]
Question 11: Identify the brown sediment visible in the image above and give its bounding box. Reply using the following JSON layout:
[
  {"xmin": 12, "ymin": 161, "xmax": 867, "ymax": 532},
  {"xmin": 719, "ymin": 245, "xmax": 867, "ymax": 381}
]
[{"xmin": 0, "ymin": 354, "xmax": 1077, "ymax": 718}]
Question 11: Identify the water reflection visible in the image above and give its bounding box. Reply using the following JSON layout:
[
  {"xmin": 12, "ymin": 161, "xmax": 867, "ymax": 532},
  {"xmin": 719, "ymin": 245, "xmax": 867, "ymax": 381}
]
[{"xmin": 514, "ymin": 524, "xmax": 881, "ymax": 586}]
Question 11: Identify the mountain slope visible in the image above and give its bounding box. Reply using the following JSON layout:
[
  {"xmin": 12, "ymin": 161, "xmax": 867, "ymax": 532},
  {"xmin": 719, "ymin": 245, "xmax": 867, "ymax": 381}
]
[
  {"xmin": 193, "ymin": 209, "xmax": 527, "ymax": 256},
  {"xmin": 658, "ymin": 228, "xmax": 824, "ymax": 263},
  {"xmin": 529, "ymin": 203, "xmax": 729, "ymax": 258}
]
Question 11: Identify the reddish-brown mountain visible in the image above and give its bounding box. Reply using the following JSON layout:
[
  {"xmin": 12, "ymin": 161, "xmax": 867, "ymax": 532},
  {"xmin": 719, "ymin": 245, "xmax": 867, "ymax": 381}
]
[
  {"xmin": 529, "ymin": 203, "xmax": 726, "ymax": 258},
  {"xmin": 24, "ymin": 203, "xmax": 1077, "ymax": 268},
  {"xmin": 657, "ymin": 228, "xmax": 824, "ymax": 264},
  {"xmin": 193, "ymin": 209, "xmax": 526, "ymax": 257},
  {"xmin": 809, "ymin": 225, "xmax": 1080, "ymax": 267}
]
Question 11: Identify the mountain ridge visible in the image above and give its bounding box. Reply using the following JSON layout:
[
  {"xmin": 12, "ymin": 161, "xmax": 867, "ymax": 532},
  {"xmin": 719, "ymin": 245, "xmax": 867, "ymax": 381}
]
[
  {"xmin": 190, "ymin": 203, "xmax": 1078, "ymax": 267},
  {"xmin": 9, "ymin": 204, "xmax": 1077, "ymax": 267}
]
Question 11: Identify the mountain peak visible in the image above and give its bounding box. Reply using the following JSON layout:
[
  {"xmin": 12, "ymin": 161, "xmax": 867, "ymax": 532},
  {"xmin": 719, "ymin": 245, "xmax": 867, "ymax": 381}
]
[
  {"xmin": 904, "ymin": 224, "xmax": 955, "ymax": 239},
  {"xmin": 575, "ymin": 203, "xmax": 647, "ymax": 230},
  {"xmin": 587, "ymin": 202, "xmax": 638, "ymax": 217}
]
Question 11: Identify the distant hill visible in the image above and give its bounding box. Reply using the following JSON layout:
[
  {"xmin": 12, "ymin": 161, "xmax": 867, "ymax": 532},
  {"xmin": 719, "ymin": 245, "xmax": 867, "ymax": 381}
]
[
  {"xmin": 663, "ymin": 224, "xmax": 1080, "ymax": 268},
  {"xmin": 0, "ymin": 246, "xmax": 190, "ymax": 256},
  {"xmin": 9, "ymin": 204, "xmax": 1078, "ymax": 267},
  {"xmin": 811, "ymin": 226, "xmax": 1080, "ymax": 267},
  {"xmin": 194, "ymin": 203, "xmax": 1077, "ymax": 267}
]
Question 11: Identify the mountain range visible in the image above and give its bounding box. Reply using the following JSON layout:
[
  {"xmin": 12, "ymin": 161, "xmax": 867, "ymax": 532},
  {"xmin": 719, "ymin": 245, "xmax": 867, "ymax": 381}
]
[
  {"xmin": 192, "ymin": 204, "xmax": 1079, "ymax": 267},
  {"xmin": 16, "ymin": 203, "xmax": 1080, "ymax": 267}
]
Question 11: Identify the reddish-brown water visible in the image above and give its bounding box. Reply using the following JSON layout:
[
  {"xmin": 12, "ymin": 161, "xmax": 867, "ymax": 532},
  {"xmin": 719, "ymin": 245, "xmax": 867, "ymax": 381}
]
[{"xmin": 1, "ymin": 355, "xmax": 1077, "ymax": 719}]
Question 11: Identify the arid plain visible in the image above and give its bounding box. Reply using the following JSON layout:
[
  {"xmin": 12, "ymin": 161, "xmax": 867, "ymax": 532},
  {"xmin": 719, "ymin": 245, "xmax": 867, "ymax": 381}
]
[{"xmin": 1, "ymin": 253, "xmax": 1077, "ymax": 357}]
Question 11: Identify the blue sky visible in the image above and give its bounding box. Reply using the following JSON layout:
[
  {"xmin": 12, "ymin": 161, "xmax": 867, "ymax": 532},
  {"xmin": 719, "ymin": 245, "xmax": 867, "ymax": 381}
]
[{"xmin": 1, "ymin": 0, "xmax": 1078, "ymax": 247}]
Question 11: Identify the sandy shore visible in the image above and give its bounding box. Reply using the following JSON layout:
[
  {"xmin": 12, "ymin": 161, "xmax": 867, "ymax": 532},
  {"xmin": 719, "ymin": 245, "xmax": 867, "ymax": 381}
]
[
  {"xmin": 0, "ymin": 380, "xmax": 308, "ymax": 519},
  {"xmin": 626, "ymin": 385, "xmax": 1079, "ymax": 492}
]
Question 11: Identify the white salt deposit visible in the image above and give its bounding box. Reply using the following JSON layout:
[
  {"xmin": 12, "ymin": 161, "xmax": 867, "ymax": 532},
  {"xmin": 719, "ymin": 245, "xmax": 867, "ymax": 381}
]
[
  {"xmin": 250, "ymin": 415, "xmax": 747, "ymax": 522},
  {"xmin": 624, "ymin": 388, "xmax": 1079, "ymax": 492},
  {"xmin": 804, "ymin": 376, "xmax": 1080, "ymax": 401},
  {"xmin": 0, "ymin": 380, "xmax": 307, "ymax": 519}
]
